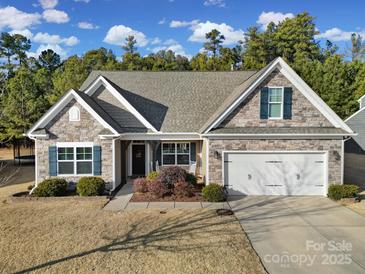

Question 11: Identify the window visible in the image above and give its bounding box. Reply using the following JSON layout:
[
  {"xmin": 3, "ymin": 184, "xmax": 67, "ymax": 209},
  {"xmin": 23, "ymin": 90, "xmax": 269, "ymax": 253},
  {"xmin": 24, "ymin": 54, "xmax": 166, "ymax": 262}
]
[
  {"xmin": 162, "ymin": 142, "xmax": 190, "ymax": 165},
  {"xmin": 268, "ymin": 87, "xmax": 283, "ymax": 119},
  {"xmin": 57, "ymin": 146, "xmax": 92, "ymax": 175},
  {"xmin": 69, "ymin": 106, "xmax": 80, "ymax": 121}
]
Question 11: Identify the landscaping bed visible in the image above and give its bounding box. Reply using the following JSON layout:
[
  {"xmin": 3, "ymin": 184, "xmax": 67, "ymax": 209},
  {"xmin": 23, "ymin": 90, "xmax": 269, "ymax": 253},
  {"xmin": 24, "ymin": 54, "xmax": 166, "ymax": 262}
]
[
  {"xmin": 131, "ymin": 167, "xmax": 226, "ymax": 203},
  {"xmin": 131, "ymin": 184, "xmax": 205, "ymax": 202}
]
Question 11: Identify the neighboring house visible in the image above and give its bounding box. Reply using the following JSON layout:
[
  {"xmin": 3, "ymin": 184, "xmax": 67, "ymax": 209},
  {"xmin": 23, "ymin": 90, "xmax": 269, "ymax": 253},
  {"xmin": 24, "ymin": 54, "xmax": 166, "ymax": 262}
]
[
  {"xmin": 344, "ymin": 95, "xmax": 365, "ymax": 188},
  {"xmin": 26, "ymin": 57, "xmax": 354, "ymax": 196}
]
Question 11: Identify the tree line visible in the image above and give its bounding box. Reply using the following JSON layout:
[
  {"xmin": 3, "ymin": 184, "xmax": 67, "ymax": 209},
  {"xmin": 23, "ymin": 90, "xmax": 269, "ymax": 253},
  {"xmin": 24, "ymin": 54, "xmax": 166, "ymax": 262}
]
[{"xmin": 0, "ymin": 12, "xmax": 364, "ymax": 142}]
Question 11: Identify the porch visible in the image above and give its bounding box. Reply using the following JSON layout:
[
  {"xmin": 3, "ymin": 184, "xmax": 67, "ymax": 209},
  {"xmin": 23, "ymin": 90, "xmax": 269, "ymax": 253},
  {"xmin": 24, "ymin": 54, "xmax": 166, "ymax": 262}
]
[{"xmin": 112, "ymin": 140, "xmax": 205, "ymax": 191}]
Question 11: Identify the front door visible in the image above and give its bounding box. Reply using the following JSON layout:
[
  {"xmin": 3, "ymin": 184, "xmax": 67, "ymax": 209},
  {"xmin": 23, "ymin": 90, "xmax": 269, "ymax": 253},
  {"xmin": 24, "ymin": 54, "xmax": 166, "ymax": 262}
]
[{"xmin": 132, "ymin": 144, "xmax": 145, "ymax": 176}]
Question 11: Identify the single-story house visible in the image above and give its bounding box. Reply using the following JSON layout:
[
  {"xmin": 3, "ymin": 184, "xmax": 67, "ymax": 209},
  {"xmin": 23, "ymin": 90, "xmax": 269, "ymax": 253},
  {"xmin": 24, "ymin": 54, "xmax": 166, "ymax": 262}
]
[
  {"xmin": 26, "ymin": 57, "xmax": 354, "ymax": 196},
  {"xmin": 344, "ymin": 94, "xmax": 365, "ymax": 188}
]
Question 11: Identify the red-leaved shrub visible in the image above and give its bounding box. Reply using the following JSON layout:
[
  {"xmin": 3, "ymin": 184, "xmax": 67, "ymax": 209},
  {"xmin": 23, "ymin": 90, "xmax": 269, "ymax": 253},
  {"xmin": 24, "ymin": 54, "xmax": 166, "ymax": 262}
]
[
  {"xmin": 158, "ymin": 166, "xmax": 187, "ymax": 188},
  {"xmin": 147, "ymin": 179, "xmax": 170, "ymax": 197},
  {"xmin": 133, "ymin": 178, "xmax": 148, "ymax": 193},
  {"xmin": 173, "ymin": 181, "xmax": 194, "ymax": 197}
]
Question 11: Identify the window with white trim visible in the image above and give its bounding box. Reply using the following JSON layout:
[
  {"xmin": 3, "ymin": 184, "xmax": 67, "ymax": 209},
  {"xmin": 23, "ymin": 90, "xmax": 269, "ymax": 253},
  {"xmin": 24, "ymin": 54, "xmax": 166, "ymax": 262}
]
[
  {"xmin": 268, "ymin": 87, "xmax": 283, "ymax": 119},
  {"xmin": 162, "ymin": 142, "xmax": 190, "ymax": 165},
  {"xmin": 69, "ymin": 106, "xmax": 80, "ymax": 121},
  {"xmin": 57, "ymin": 146, "xmax": 92, "ymax": 175}
]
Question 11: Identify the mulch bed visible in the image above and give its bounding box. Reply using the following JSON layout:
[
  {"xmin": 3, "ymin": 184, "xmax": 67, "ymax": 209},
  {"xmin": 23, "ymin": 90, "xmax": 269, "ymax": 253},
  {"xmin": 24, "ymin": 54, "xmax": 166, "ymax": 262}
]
[
  {"xmin": 10, "ymin": 191, "xmax": 110, "ymax": 203},
  {"xmin": 130, "ymin": 184, "xmax": 206, "ymax": 202}
]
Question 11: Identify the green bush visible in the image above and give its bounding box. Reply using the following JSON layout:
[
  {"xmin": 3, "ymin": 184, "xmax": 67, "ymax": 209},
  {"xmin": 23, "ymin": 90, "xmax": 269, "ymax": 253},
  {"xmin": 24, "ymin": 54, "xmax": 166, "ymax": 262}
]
[
  {"xmin": 202, "ymin": 184, "xmax": 226, "ymax": 202},
  {"xmin": 328, "ymin": 184, "xmax": 360, "ymax": 200},
  {"xmin": 76, "ymin": 177, "xmax": 105, "ymax": 196},
  {"xmin": 146, "ymin": 171, "xmax": 159, "ymax": 182},
  {"xmin": 185, "ymin": 172, "xmax": 197, "ymax": 185},
  {"xmin": 33, "ymin": 179, "xmax": 68, "ymax": 197}
]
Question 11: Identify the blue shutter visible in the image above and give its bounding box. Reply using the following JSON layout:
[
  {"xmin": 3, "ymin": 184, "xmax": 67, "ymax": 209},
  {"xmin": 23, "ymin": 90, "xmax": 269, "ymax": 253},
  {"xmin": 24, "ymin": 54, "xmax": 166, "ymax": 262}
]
[
  {"xmin": 260, "ymin": 87, "xmax": 269, "ymax": 119},
  {"xmin": 283, "ymin": 87, "xmax": 293, "ymax": 120},
  {"xmin": 93, "ymin": 145, "xmax": 102, "ymax": 176},
  {"xmin": 49, "ymin": 146, "xmax": 57, "ymax": 176},
  {"xmin": 190, "ymin": 142, "xmax": 196, "ymax": 162},
  {"xmin": 156, "ymin": 144, "xmax": 161, "ymax": 166}
]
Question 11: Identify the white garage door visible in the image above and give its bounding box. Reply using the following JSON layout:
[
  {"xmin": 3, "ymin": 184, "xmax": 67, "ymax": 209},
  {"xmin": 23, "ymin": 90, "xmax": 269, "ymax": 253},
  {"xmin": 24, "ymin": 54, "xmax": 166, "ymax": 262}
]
[{"xmin": 224, "ymin": 152, "xmax": 326, "ymax": 196}]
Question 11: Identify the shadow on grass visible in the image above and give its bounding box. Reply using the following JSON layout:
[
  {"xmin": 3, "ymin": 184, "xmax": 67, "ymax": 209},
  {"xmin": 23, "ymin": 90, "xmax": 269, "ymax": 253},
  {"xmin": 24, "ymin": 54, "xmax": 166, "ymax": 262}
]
[{"xmin": 15, "ymin": 210, "xmax": 241, "ymax": 274}]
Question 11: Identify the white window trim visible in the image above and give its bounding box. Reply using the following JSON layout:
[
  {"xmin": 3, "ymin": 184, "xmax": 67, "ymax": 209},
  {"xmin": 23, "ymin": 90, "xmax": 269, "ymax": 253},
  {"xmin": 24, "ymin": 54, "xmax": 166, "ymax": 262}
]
[
  {"xmin": 56, "ymin": 143, "xmax": 93, "ymax": 176},
  {"xmin": 268, "ymin": 86, "xmax": 284, "ymax": 120},
  {"xmin": 161, "ymin": 142, "xmax": 190, "ymax": 166},
  {"xmin": 69, "ymin": 106, "xmax": 80, "ymax": 121}
]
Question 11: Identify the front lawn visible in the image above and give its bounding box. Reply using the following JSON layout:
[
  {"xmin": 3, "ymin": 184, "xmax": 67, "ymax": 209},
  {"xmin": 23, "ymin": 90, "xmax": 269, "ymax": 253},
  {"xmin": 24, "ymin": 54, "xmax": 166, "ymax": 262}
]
[{"xmin": 0, "ymin": 183, "xmax": 266, "ymax": 274}]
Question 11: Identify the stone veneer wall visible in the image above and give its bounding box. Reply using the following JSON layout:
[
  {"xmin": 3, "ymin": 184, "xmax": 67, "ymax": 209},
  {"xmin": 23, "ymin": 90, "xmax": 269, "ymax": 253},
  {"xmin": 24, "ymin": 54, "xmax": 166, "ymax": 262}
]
[
  {"xmin": 220, "ymin": 69, "xmax": 333, "ymax": 128},
  {"xmin": 208, "ymin": 139, "xmax": 342, "ymax": 185},
  {"xmin": 36, "ymin": 99, "xmax": 113, "ymax": 188}
]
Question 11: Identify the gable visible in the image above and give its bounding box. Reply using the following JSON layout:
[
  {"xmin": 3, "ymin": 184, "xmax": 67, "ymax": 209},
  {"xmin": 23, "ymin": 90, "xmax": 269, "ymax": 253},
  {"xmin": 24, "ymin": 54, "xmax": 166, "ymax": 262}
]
[
  {"xmin": 203, "ymin": 57, "xmax": 353, "ymax": 134},
  {"xmin": 27, "ymin": 90, "xmax": 119, "ymax": 137},
  {"xmin": 92, "ymin": 85, "xmax": 147, "ymax": 131},
  {"xmin": 46, "ymin": 99, "xmax": 106, "ymax": 139},
  {"xmin": 218, "ymin": 69, "xmax": 333, "ymax": 128}
]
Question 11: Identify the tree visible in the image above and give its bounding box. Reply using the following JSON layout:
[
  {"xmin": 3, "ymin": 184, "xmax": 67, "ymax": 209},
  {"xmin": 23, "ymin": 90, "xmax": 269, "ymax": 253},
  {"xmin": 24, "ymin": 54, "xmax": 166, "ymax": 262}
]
[
  {"xmin": 0, "ymin": 32, "xmax": 31, "ymax": 75},
  {"xmin": 122, "ymin": 35, "xmax": 137, "ymax": 54},
  {"xmin": 50, "ymin": 56, "xmax": 87, "ymax": 104},
  {"xmin": 38, "ymin": 49, "xmax": 61, "ymax": 72},
  {"xmin": 1, "ymin": 66, "xmax": 47, "ymax": 140},
  {"xmin": 350, "ymin": 33, "xmax": 365, "ymax": 61},
  {"xmin": 190, "ymin": 53, "xmax": 208, "ymax": 71},
  {"xmin": 204, "ymin": 29, "xmax": 225, "ymax": 57}
]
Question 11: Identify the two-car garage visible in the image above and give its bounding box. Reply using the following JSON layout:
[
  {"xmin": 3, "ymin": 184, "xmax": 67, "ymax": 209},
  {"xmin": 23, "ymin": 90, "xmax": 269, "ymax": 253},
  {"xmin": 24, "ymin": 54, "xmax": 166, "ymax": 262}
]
[{"xmin": 223, "ymin": 152, "xmax": 327, "ymax": 196}]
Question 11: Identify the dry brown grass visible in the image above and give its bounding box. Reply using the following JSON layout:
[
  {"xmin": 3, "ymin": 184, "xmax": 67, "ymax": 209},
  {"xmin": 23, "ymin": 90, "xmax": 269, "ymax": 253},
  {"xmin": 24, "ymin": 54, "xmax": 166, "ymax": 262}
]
[{"xmin": 0, "ymin": 183, "xmax": 266, "ymax": 274}]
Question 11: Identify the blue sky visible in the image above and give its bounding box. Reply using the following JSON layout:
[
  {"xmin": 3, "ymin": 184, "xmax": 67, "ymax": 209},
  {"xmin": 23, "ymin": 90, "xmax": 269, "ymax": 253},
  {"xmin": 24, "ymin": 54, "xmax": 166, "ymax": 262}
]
[{"xmin": 0, "ymin": 0, "xmax": 364, "ymax": 59}]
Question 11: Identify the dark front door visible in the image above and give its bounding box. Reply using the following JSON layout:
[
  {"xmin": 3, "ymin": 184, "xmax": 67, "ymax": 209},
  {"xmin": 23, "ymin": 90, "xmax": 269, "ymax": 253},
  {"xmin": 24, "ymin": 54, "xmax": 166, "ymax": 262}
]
[{"xmin": 132, "ymin": 145, "xmax": 145, "ymax": 176}]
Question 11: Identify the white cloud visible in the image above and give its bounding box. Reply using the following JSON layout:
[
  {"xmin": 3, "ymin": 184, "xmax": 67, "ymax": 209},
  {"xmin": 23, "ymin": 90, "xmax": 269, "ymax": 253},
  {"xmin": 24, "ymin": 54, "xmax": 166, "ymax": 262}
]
[
  {"xmin": 151, "ymin": 37, "xmax": 162, "ymax": 45},
  {"xmin": 9, "ymin": 29, "xmax": 34, "ymax": 39},
  {"xmin": 36, "ymin": 44, "xmax": 67, "ymax": 59},
  {"xmin": 257, "ymin": 11, "xmax": 294, "ymax": 30},
  {"xmin": 42, "ymin": 9, "xmax": 70, "ymax": 23},
  {"xmin": 0, "ymin": 6, "xmax": 41, "ymax": 31},
  {"xmin": 158, "ymin": 18, "xmax": 166, "ymax": 25},
  {"xmin": 188, "ymin": 21, "xmax": 245, "ymax": 45},
  {"xmin": 33, "ymin": 32, "xmax": 79, "ymax": 46},
  {"xmin": 203, "ymin": 0, "xmax": 226, "ymax": 8},
  {"xmin": 78, "ymin": 21, "xmax": 99, "ymax": 29},
  {"xmin": 151, "ymin": 39, "xmax": 191, "ymax": 58},
  {"xmin": 103, "ymin": 25, "xmax": 149, "ymax": 47},
  {"xmin": 74, "ymin": 0, "xmax": 90, "ymax": 2},
  {"xmin": 315, "ymin": 27, "xmax": 364, "ymax": 41},
  {"xmin": 39, "ymin": 0, "xmax": 58, "ymax": 9},
  {"xmin": 170, "ymin": 19, "xmax": 199, "ymax": 28}
]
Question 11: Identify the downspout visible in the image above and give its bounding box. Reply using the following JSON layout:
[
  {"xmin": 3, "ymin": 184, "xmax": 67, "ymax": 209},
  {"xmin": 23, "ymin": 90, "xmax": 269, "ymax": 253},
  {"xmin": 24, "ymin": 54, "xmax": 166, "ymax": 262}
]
[{"xmin": 28, "ymin": 136, "xmax": 37, "ymax": 195}]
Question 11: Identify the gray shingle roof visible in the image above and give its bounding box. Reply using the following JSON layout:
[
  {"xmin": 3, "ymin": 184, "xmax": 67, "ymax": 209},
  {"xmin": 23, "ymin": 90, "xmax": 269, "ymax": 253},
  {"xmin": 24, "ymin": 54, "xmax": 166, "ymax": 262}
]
[
  {"xmin": 80, "ymin": 70, "xmax": 257, "ymax": 132},
  {"xmin": 209, "ymin": 127, "xmax": 348, "ymax": 134}
]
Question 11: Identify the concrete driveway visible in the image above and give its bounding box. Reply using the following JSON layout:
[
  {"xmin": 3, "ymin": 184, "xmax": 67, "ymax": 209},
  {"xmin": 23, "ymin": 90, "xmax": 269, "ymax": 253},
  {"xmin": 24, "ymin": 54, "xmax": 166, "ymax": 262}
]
[{"xmin": 229, "ymin": 196, "xmax": 365, "ymax": 274}]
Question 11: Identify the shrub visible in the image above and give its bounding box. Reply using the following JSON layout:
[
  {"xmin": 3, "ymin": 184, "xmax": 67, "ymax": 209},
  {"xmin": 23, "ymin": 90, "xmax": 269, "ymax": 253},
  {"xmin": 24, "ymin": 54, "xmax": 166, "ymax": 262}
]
[
  {"xmin": 146, "ymin": 171, "xmax": 159, "ymax": 182},
  {"xmin": 202, "ymin": 184, "xmax": 226, "ymax": 202},
  {"xmin": 76, "ymin": 177, "xmax": 105, "ymax": 196},
  {"xmin": 328, "ymin": 184, "xmax": 360, "ymax": 200},
  {"xmin": 185, "ymin": 172, "xmax": 197, "ymax": 185},
  {"xmin": 27, "ymin": 184, "xmax": 35, "ymax": 191},
  {"xmin": 173, "ymin": 181, "xmax": 194, "ymax": 197},
  {"xmin": 33, "ymin": 178, "xmax": 68, "ymax": 197},
  {"xmin": 158, "ymin": 166, "xmax": 186, "ymax": 188},
  {"xmin": 148, "ymin": 179, "xmax": 170, "ymax": 198},
  {"xmin": 133, "ymin": 177, "xmax": 148, "ymax": 193}
]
